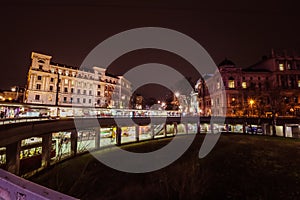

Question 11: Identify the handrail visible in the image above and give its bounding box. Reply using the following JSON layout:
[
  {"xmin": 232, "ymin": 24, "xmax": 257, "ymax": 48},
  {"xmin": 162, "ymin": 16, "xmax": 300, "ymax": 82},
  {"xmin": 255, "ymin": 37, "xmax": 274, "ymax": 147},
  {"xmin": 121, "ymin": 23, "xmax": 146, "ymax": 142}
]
[
  {"xmin": 0, "ymin": 168, "xmax": 78, "ymax": 200},
  {"xmin": 0, "ymin": 116, "xmax": 50, "ymax": 125}
]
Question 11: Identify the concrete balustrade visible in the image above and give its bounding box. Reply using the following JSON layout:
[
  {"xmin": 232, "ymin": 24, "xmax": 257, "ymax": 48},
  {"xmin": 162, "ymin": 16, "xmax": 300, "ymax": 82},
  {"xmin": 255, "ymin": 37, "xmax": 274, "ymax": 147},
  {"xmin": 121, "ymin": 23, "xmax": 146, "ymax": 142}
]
[
  {"xmin": 0, "ymin": 168, "xmax": 77, "ymax": 200},
  {"xmin": 0, "ymin": 116, "xmax": 299, "ymax": 199}
]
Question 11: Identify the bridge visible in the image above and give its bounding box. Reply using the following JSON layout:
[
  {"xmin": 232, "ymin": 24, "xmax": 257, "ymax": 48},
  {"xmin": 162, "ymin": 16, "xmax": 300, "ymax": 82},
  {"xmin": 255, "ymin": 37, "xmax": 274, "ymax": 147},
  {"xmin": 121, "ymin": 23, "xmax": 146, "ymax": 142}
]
[{"xmin": 0, "ymin": 108, "xmax": 299, "ymax": 199}]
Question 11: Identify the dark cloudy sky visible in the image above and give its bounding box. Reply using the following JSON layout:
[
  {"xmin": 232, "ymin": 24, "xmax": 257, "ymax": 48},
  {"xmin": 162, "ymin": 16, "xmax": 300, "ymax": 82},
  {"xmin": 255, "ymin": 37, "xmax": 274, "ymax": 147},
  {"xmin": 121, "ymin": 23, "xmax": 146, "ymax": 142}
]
[{"xmin": 1, "ymin": 0, "xmax": 300, "ymax": 94}]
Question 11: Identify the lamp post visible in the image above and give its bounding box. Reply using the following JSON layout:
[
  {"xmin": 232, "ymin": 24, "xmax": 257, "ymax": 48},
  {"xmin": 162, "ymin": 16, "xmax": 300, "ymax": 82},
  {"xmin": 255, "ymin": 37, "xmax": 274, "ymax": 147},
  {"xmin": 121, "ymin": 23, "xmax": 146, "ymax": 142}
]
[
  {"xmin": 55, "ymin": 72, "xmax": 60, "ymax": 106},
  {"xmin": 290, "ymin": 107, "xmax": 295, "ymax": 116},
  {"xmin": 249, "ymin": 99, "xmax": 255, "ymax": 116},
  {"xmin": 11, "ymin": 86, "xmax": 19, "ymax": 102}
]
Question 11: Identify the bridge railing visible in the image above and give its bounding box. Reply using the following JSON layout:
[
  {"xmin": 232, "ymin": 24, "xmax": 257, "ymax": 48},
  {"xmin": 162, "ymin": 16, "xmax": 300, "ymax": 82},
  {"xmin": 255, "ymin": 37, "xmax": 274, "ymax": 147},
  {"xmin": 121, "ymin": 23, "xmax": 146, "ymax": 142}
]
[
  {"xmin": 0, "ymin": 168, "xmax": 77, "ymax": 200},
  {"xmin": 0, "ymin": 116, "xmax": 50, "ymax": 125},
  {"xmin": 0, "ymin": 112, "xmax": 183, "ymax": 125}
]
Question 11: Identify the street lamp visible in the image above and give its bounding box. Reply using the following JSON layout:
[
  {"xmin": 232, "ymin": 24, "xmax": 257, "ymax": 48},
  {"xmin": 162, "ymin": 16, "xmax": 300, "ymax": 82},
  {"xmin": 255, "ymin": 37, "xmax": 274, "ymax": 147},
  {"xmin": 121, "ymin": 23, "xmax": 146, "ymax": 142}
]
[
  {"xmin": 249, "ymin": 99, "xmax": 255, "ymax": 116},
  {"xmin": 290, "ymin": 107, "xmax": 295, "ymax": 116}
]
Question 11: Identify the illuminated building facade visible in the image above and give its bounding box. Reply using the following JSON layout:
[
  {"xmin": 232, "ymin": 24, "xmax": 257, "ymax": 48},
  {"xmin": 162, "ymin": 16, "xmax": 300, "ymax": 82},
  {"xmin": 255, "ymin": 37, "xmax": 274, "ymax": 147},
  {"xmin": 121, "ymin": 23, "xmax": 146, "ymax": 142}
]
[
  {"xmin": 25, "ymin": 52, "xmax": 132, "ymax": 108},
  {"xmin": 197, "ymin": 51, "xmax": 300, "ymax": 117}
]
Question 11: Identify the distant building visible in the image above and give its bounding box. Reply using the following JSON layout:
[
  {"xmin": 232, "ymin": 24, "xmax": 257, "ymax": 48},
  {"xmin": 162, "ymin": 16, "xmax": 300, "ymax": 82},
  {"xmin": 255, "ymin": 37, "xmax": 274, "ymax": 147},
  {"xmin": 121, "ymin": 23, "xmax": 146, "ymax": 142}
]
[
  {"xmin": 0, "ymin": 87, "xmax": 25, "ymax": 103},
  {"xmin": 197, "ymin": 51, "xmax": 300, "ymax": 117},
  {"xmin": 25, "ymin": 52, "xmax": 132, "ymax": 108}
]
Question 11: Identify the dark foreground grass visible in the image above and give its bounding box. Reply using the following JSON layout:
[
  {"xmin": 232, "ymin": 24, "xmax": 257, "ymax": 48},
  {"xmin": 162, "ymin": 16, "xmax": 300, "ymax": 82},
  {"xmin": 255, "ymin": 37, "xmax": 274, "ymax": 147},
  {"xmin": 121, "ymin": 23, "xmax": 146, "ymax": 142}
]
[{"xmin": 30, "ymin": 134, "xmax": 300, "ymax": 200}]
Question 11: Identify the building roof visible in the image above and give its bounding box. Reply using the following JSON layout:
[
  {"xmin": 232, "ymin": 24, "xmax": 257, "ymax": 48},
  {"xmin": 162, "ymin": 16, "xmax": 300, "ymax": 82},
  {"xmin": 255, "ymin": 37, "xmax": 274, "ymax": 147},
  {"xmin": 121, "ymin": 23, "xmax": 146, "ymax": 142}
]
[
  {"xmin": 218, "ymin": 58, "xmax": 235, "ymax": 67},
  {"xmin": 243, "ymin": 68, "xmax": 271, "ymax": 72},
  {"xmin": 50, "ymin": 61, "xmax": 79, "ymax": 70},
  {"xmin": 105, "ymin": 72, "xmax": 119, "ymax": 79}
]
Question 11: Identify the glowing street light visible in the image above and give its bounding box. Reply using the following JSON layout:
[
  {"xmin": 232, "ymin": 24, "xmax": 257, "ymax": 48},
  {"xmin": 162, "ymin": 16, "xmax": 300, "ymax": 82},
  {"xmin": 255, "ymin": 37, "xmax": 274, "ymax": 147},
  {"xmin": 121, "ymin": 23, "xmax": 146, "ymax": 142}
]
[
  {"xmin": 249, "ymin": 99, "xmax": 255, "ymax": 107},
  {"xmin": 175, "ymin": 92, "xmax": 180, "ymax": 98},
  {"xmin": 249, "ymin": 99, "xmax": 255, "ymax": 116},
  {"xmin": 11, "ymin": 86, "xmax": 19, "ymax": 101}
]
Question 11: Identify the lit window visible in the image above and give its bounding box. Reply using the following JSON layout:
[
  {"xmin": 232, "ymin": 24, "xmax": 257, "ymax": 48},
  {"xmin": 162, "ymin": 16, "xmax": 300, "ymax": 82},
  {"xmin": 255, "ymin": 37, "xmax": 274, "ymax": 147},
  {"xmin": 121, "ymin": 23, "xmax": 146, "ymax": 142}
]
[
  {"xmin": 228, "ymin": 80, "xmax": 235, "ymax": 88},
  {"xmin": 58, "ymin": 69, "xmax": 62, "ymax": 74},
  {"xmin": 279, "ymin": 64, "xmax": 284, "ymax": 71},
  {"xmin": 71, "ymin": 80, "xmax": 75, "ymax": 86},
  {"xmin": 216, "ymin": 81, "xmax": 220, "ymax": 89},
  {"xmin": 298, "ymin": 80, "xmax": 300, "ymax": 88},
  {"xmin": 65, "ymin": 71, "xmax": 69, "ymax": 76},
  {"xmin": 242, "ymin": 82, "xmax": 247, "ymax": 89},
  {"xmin": 51, "ymin": 69, "xmax": 55, "ymax": 73},
  {"xmin": 64, "ymin": 79, "xmax": 68, "ymax": 84}
]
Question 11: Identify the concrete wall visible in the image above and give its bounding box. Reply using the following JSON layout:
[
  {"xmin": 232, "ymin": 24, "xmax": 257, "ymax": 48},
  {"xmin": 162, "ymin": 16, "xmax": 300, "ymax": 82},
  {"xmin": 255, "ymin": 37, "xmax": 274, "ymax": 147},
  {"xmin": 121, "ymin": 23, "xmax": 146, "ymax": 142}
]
[{"xmin": 0, "ymin": 168, "xmax": 77, "ymax": 200}]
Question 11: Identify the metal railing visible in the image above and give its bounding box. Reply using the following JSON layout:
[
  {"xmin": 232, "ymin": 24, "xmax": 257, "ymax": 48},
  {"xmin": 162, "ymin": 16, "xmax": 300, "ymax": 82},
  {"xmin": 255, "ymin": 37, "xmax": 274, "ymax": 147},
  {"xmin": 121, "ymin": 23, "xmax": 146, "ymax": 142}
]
[{"xmin": 0, "ymin": 116, "xmax": 50, "ymax": 125}]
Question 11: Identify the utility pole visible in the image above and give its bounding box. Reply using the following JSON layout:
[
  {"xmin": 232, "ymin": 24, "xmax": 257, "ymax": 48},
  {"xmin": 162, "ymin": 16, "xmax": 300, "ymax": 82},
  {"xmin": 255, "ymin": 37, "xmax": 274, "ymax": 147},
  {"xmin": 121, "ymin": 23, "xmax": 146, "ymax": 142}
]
[{"xmin": 55, "ymin": 73, "xmax": 60, "ymax": 106}]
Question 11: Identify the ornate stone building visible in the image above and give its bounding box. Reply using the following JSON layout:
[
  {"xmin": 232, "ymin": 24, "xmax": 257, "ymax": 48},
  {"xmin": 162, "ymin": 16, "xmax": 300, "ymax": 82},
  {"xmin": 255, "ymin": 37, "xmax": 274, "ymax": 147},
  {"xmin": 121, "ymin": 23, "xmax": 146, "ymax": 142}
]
[
  {"xmin": 25, "ymin": 52, "xmax": 132, "ymax": 108},
  {"xmin": 197, "ymin": 51, "xmax": 300, "ymax": 117}
]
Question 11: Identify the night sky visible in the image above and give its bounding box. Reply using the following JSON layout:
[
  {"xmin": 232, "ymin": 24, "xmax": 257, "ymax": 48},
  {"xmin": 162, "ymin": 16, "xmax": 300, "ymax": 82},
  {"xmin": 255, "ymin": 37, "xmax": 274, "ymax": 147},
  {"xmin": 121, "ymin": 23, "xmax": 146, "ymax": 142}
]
[{"xmin": 1, "ymin": 0, "xmax": 300, "ymax": 98}]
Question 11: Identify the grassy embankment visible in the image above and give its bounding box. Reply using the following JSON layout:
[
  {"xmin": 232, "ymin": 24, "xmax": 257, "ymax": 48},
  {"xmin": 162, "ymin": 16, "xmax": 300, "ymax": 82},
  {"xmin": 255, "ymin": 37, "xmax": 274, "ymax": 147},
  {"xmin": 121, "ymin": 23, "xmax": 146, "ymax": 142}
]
[{"xmin": 31, "ymin": 134, "xmax": 300, "ymax": 200}]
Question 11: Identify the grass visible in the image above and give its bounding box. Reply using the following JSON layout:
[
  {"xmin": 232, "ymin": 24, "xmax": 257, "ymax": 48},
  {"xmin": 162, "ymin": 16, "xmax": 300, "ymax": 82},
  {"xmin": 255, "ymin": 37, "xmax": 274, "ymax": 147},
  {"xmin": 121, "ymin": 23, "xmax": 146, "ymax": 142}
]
[{"xmin": 30, "ymin": 134, "xmax": 300, "ymax": 200}]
